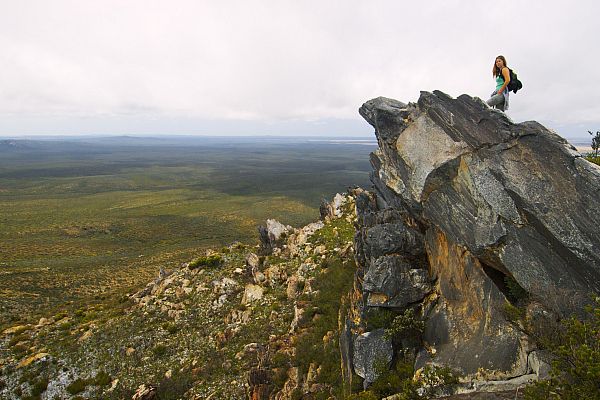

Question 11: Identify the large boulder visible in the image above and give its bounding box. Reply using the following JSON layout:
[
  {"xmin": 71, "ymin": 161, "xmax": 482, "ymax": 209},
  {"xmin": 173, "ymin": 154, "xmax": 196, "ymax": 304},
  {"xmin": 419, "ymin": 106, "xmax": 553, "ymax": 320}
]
[
  {"xmin": 359, "ymin": 92, "xmax": 600, "ymax": 303},
  {"xmin": 351, "ymin": 91, "xmax": 600, "ymax": 380},
  {"xmin": 353, "ymin": 329, "xmax": 393, "ymax": 387}
]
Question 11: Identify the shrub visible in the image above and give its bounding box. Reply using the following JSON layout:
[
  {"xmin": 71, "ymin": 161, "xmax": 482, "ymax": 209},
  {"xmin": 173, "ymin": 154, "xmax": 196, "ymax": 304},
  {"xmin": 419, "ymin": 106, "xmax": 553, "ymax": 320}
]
[
  {"xmin": 419, "ymin": 365, "xmax": 459, "ymax": 397},
  {"xmin": 364, "ymin": 307, "xmax": 396, "ymax": 331},
  {"xmin": 524, "ymin": 298, "xmax": 600, "ymax": 400},
  {"xmin": 31, "ymin": 377, "xmax": 49, "ymax": 396},
  {"xmin": 94, "ymin": 370, "xmax": 111, "ymax": 386},
  {"xmin": 369, "ymin": 367, "xmax": 414, "ymax": 398},
  {"xmin": 504, "ymin": 276, "xmax": 529, "ymax": 305},
  {"xmin": 347, "ymin": 391, "xmax": 379, "ymax": 400},
  {"xmin": 152, "ymin": 344, "xmax": 168, "ymax": 357},
  {"xmin": 12, "ymin": 343, "xmax": 28, "ymax": 355},
  {"xmin": 588, "ymin": 130, "xmax": 600, "ymax": 158},
  {"xmin": 162, "ymin": 322, "xmax": 179, "ymax": 334},
  {"xmin": 384, "ymin": 309, "xmax": 425, "ymax": 341},
  {"xmin": 66, "ymin": 378, "xmax": 87, "ymax": 395},
  {"xmin": 8, "ymin": 333, "xmax": 28, "ymax": 347},
  {"xmin": 502, "ymin": 301, "xmax": 525, "ymax": 323},
  {"xmin": 188, "ymin": 254, "xmax": 223, "ymax": 269},
  {"xmin": 155, "ymin": 369, "xmax": 194, "ymax": 400},
  {"xmin": 293, "ymin": 256, "xmax": 355, "ymax": 393}
]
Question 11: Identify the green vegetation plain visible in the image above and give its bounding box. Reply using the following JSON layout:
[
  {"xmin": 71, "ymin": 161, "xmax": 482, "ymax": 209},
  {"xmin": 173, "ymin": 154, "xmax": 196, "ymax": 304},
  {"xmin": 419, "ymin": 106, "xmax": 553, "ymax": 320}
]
[{"xmin": 0, "ymin": 136, "xmax": 375, "ymax": 329}]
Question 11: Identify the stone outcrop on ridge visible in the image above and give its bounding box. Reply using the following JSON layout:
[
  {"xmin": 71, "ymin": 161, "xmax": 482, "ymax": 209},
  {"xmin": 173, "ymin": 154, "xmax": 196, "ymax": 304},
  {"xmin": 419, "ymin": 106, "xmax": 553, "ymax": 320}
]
[{"xmin": 349, "ymin": 91, "xmax": 600, "ymax": 386}]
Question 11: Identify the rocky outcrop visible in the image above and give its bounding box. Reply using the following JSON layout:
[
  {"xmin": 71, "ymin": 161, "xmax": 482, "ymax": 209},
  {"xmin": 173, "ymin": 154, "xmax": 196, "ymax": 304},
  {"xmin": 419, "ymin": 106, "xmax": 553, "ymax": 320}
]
[
  {"xmin": 348, "ymin": 92, "xmax": 600, "ymax": 387},
  {"xmin": 258, "ymin": 219, "xmax": 293, "ymax": 255}
]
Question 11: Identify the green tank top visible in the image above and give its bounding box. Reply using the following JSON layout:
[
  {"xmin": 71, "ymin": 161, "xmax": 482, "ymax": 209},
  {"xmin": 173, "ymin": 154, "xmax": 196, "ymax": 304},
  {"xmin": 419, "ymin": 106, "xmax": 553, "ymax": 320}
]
[{"xmin": 496, "ymin": 71, "xmax": 505, "ymax": 91}]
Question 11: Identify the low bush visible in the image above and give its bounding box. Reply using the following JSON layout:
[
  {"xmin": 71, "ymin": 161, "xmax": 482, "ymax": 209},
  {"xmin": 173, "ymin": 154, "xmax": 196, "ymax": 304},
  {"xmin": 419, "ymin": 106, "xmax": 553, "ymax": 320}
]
[
  {"xmin": 188, "ymin": 254, "xmax": 223, "ymax": 269},
  {"xmin": 31, "ymin": 377, "xmax": 49, "ymax": 396},
  {"xmin": 152, "ymin": 344, "xmax": 168, "ymax": 357},
  {"xmin": 524, "ymin": 298, "xmax": 600, "ymax": 400},
  {"xmin": 94, "ymin": 370, "xmax": 111, "ymax": 386},
  {"xmin": 419, "ymin": 365, "xmax": 459, "ymax": 397},
  {"xmin": 364, "ymin": 307, "xmax": 396, "ymax": 331},
  {"xmin": 66, "ymin": 378, "xmax": 87, "ymax": 395},
  {"xmin": 502, "ymin": 301, "xmax": 525, "ymax": 323},
  {"xmin": 155, "ymin": 369, "xmax": 194, "ymax": 400},
  {"xmin": 162, "ymin": 322, "xmax": 179, "ymax": 334},
  {"xmin": 504, "ymin": 276, "xmax": 529, "ymax": 305},
  {"xmin": 293, "ymin": 255, "xmax": 355, "ymax": 394},
  {"xmin": 384, "ymin": 309, "xmax": 425, "ymax": 341}
]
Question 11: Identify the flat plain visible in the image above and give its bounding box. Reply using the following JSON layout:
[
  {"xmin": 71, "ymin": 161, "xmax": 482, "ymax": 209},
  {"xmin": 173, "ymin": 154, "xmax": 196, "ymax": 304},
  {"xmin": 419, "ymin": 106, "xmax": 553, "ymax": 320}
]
[{"xmin": 0, "ymin": 136, "xmax": 375, "ymax": 329}]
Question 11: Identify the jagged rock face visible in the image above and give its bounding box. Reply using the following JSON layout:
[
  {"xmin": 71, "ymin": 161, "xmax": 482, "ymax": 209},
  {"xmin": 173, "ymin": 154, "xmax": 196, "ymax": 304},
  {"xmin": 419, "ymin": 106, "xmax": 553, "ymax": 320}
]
[
  {"xmin": 355, "ymin": 91, "xmax": 600, "ymax": 378},
  {"xmin": 360, "ymin": 91, "xmax": 600, "ymax": 308}
]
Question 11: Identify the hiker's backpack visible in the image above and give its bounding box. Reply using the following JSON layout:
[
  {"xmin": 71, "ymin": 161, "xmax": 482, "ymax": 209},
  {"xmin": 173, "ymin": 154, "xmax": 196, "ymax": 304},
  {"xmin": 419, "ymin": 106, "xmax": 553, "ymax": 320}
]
[{"xmin": 507, "ymin": 68, "xmax": 523, "ymax": 93}]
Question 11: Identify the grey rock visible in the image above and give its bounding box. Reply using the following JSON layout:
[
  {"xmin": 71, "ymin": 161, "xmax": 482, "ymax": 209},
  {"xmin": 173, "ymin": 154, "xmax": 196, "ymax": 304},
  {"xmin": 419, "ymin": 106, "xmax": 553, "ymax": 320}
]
[
  {"xmin": 363, "ymin": 255, "xmax": 431, "ymax": 308},
  {"xmin": 364, "ymin": 222, "xmax": 424, "ymax": 259},
  {"xmin": 246, "ymin": 253, "xmax": 261, "ymax": 270},
  {"xmin": 361, "ymin": 92, "xmax": 600, "ymax": 309},
  {"xmin": 353, "ymin": 328, "xmax": 393, "ymax": 387},
  {"xmin": 528, "ymin": 351, "xmax": 552, "ymax": 380},
  {"xmin": 241, "ymin": 284, "xmax": 264, "ymax": 305},
  {"xmin": 266, "ymin": 219, "xmax": 292, "ymax": 243},
  {"xmin": 258, "ymin": 219, "xmax": 293, "ymax": 255},
  {"xmin": 349, "ymin": 91, "xmax": 600, "ymax": 383}
]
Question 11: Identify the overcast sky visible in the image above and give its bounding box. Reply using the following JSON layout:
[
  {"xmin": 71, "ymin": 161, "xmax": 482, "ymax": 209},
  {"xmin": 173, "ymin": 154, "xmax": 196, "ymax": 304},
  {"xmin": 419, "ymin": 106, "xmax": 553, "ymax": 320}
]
[{"xmin": 1, "ymin": 1, "xmax": 598, "ymax": 140}]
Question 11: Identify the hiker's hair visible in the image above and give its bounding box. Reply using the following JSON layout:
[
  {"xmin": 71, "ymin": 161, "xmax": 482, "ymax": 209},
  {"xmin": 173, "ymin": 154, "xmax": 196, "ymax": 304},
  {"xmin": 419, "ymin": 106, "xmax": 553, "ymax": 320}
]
[{"xmin": 492, "ymin": 55, "xmax": 508, "ymax": 77}]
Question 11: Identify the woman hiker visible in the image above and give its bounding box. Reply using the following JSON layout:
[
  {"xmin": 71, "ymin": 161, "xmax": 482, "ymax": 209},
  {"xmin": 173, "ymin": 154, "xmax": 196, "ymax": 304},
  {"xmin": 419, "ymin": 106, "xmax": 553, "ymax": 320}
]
[{"xmin": 487, "ymin": 55, "xmax": 510, "ymax": 111}]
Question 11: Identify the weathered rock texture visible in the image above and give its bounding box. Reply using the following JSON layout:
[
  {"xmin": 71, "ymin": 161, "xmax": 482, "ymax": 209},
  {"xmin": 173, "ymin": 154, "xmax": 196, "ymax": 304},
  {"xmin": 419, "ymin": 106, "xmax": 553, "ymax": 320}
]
[{"xmin": 350, "ymin": 91, "xmax": 600, "ymax": 385}]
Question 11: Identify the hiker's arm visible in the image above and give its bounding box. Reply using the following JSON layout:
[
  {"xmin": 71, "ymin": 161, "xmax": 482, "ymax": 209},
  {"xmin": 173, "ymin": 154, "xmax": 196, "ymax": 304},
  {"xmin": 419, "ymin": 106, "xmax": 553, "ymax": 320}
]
[{"xmin": 499, "ymin": 67, "xmax": 510, "ymax": 93}]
